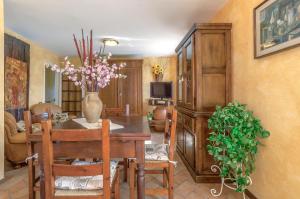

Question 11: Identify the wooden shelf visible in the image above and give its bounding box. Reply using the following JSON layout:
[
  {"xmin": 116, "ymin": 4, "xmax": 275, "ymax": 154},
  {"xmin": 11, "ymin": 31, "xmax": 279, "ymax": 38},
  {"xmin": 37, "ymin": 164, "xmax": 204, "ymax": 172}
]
[{"xmin": 148, "ymin": 99, "xmax": 174, "ymax": 106}]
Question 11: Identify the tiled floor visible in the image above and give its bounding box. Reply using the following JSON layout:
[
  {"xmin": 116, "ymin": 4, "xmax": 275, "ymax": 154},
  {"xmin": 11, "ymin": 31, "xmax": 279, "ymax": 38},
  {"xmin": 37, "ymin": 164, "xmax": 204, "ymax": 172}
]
[{"xmin": 0, "ymin": 133, "xmax": 246, "ymax": 199}]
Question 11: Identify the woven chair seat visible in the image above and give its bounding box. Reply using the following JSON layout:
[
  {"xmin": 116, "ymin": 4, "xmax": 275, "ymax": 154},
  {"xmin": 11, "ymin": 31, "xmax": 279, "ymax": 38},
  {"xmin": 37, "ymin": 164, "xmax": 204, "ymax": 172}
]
[
  {"xmin": 145, "ymin": 144, "xmax": 169, "ymax": 161},
  {"xmin": 54, "ymin": 160, "xmax": 118, "ymax": 195}
]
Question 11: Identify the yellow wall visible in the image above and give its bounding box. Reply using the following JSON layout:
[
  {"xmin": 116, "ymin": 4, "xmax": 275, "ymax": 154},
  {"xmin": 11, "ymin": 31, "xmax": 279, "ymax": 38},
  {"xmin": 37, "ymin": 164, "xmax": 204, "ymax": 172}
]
[
  {"xmin": 4, "ymin": 29, "xmax": 61, "ymax": 107},
  {"xmin": 0, "ymin": 0, "xmax": 4, "ymax": 180},
  {"xmin": 142, "ymin": 56, "xmax": 177, "ymax": 115},
  {"xmin": 211, "ymin": 0, "xmax": 300, "ymax": 198}
]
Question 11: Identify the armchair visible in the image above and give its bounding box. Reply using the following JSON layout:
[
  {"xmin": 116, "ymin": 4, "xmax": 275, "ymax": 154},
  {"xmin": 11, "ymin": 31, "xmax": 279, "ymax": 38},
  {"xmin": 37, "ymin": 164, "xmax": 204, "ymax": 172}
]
[
  {"xmin": 4, "ymin": 111, "xmax": 27, "ymax": 164},
  {"xmin": 30, "ymin": 103, "xmax": 62, "ymax": 117}
]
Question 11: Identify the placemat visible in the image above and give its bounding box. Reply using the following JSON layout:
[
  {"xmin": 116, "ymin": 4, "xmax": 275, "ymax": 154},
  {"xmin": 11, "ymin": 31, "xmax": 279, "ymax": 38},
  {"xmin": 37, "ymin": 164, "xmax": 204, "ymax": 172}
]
[{"xmin": 72, "ymin": 118, "xmax": 124, "ymax": 130}]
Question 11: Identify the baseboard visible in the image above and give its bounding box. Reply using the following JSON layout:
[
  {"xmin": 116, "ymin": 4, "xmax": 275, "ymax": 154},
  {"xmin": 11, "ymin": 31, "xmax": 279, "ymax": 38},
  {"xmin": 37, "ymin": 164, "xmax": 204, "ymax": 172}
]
[{"xmin": 245, "ymin": 189, "xmax": 258, "ymax": 199}]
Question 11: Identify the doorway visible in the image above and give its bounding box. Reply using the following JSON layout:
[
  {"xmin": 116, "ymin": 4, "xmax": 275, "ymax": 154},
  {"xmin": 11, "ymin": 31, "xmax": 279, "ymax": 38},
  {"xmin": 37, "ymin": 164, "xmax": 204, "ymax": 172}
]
[{"xmin": 45, "ymin": 67, "xmax": 61, "ymax": 105}]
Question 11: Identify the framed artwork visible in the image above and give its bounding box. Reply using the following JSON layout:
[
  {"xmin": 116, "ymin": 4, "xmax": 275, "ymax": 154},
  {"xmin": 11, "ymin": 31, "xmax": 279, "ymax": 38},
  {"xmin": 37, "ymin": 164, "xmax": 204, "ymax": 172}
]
[
  {"xmin": 254, "ymin": 0, "xmax": 300, "ymax": 58},
  {"xmin": 4, "ymin": 57, "xmax": 29, "ymax": 116}
]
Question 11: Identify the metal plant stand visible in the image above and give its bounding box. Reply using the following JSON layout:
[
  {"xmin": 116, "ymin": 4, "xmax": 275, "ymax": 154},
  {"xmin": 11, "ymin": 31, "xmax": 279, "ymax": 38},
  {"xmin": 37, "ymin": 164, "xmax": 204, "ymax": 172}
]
[{"xmin": 210, "ymin": 165, "xmax": 252, "ymax": 199}]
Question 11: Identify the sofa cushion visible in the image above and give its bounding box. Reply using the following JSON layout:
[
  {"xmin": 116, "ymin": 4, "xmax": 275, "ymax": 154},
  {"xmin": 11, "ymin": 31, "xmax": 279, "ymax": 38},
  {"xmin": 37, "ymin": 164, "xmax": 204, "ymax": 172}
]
[
  {"xmin": 32, "ymin": 123, "xmax": 42, "ymax": 133},
  {"xmin": 4, "ymin": 112, "xmax": 18, "ymax": 136},
  {"xmin": 30, "ymin": 103, "xmax": 62, "ymax": 115},
  {"xmin": 145, "ymin": 144, "xmax": 169, "ymax": 161},
  {"xmin": 7, "ymin": 132, "xmax": 26, "ymax": 144},
  {"xmin": 16, "ymin": 120, "xmax": 26, "ymax": 132},
  {"xmin": 55, "ymin": 160, "xmax": 118, "ymax": 190}
]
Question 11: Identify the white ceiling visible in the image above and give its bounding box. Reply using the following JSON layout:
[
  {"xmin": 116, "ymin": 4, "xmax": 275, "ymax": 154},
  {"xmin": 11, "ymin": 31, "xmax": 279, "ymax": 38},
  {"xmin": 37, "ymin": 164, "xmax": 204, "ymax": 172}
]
[{"xmin": 4, "ymin": 0, "xmax": 227, "ymax": 56}]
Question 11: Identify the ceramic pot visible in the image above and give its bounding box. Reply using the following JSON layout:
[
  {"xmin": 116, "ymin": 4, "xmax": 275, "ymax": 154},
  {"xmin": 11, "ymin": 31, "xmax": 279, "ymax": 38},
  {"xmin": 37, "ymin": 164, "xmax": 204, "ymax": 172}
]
[
  {"xmin": 152, "ymin": 106, "xmax": 167, "ymax": 132},
  {"xmin": 82, "ymin": 92, "xmax": 103, "ymax": 123}
]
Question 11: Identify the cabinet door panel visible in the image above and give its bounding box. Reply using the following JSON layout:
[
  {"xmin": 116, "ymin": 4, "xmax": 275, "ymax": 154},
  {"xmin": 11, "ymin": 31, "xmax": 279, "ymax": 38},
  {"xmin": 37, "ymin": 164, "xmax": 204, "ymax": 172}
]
[
  {"xmin": 118, "ymin": 60, "xmax": 143, "ymax": 115},
  {"xmin": 100, "ymin": 60, "xmax": 143, "ymax": 116},
  {"xmin": 184, "ymin": 129, "xmax": 195, "ymax": 169},
  {"xmin": 183, "ymin": 37, "xmax": 195, "ymax": 109},
  {"xmin": 183, "ymin": 114, "xmax": 195, "ymax": 133},
  {"xmin": 201, "ymin": 117, "xmax": 215, "ymax": 172},
  {"xmin": 201, "ymin": 33, "xmax": 225, "ymax": 68},
  {"xmin": 177, "ymin": 51, "xmax": 184, "ymax": 105},
  {"xmin": 99, "ymin": 78, "xmax": 119, "ymax": 108},
  {"xmin": 202, "ymin": 74, "xmax": 226, "ymax": 108},
  {"xmin": 176, "ymin": 112, "xmax": 184, "ymax": 153}
]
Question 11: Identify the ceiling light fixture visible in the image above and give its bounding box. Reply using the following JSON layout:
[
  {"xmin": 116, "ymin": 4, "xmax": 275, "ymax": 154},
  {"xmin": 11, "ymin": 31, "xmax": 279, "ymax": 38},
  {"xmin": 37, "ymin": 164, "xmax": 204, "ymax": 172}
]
[{"xmin": 101, "ymin": 38, "xmax": 119, "ymax": 46}]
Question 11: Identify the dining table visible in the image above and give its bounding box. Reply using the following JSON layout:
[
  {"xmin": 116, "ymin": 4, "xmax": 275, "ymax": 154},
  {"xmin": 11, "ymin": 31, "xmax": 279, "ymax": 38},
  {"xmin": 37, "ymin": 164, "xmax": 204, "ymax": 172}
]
[{"xmin": 35, "ymin": 116, "xmax": 151, "ymax": 199}]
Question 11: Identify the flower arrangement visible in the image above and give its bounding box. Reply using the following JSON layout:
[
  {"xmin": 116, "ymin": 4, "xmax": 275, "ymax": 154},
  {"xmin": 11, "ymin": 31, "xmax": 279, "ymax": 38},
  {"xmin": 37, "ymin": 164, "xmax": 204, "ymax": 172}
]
[
  {"xmin": 152, "ymin": 64, "xmax": 164, "ymax": 75},
  {"xmin": 152, "ymin": 64, "xmax": 165, "ymax": 81},
  {"xmin": 46, "ymin": 30, "xmax": 126, "ymax": 92}
]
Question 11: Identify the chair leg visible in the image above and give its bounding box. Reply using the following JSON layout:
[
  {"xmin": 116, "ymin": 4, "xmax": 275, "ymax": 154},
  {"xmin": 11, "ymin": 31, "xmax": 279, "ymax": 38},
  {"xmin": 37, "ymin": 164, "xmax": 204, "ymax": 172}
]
[
  {"xmin": 28, "ymin": 143, "xmax": 36, "ymax": 199},
  {"xmin": 168, "ymin": 164, "xmax": 174, "ymax": 199},
  {"xmin": 163, "ymin": 168, "xmax": 168, "ymax": 188},
  {"xmin": 28, "ymin": 159, "xmax": 34, "ymax": 199},
  {"xmin": 123, "ymin": 158, "xmax": 128, "ymax": 182},
  {"xmin": 114, "ymin": 167, "xmax": 120, "ymax": 199},
  {"xmin": 129, "ymin": 159, "xmax": 136, "ymax": 199}
]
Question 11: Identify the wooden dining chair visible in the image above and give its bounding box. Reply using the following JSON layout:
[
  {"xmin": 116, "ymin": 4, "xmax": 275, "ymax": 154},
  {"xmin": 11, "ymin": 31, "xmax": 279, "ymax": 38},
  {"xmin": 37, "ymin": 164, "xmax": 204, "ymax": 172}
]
[
  {"xmin": 101, "ymin": 106, "xmax": 124, "ymax": 119},
  {"xmin": 129, "ymin": 109, "xmax": 177, "ymax": 199},
  {"xmin": 101, "ymin": 105, "xmax": 129, "ymax": 182},
  {"xmin": 41, "ymin": 119, "xmax": 120, "ymax": 199},
  {"xmin": 24, "ymin": 110, "xmax": 50, "ymax": 199}
]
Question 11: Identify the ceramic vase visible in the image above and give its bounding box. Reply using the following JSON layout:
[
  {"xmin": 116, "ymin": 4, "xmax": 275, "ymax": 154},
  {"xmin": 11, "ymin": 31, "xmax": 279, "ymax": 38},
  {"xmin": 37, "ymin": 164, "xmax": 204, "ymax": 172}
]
[
  {"xmin": 154, "ymin": 74, "xmax": 163, "ymax": 81},
  {"xmin": 82, "ymin": 92, "xmax": 103, "ymax": 123}
]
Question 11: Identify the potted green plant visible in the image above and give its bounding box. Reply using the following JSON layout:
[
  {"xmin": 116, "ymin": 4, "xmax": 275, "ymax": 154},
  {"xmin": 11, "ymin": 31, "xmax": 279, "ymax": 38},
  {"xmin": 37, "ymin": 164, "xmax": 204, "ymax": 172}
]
[{"xmin": 207, "ymin": 102, "xmax": 270, "ymax": 198}]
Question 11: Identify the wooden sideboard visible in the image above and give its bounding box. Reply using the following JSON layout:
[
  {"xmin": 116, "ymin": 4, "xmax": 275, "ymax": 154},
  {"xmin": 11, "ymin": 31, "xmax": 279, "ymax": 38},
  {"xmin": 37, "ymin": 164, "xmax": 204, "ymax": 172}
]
[{"xmin": 175, "ymin": 23, "xmax": 232, "ymax": 182}]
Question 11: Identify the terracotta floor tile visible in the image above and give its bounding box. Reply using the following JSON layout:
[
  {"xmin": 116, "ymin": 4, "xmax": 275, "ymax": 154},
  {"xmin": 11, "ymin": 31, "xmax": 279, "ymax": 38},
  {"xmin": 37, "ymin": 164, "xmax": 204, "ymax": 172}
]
[
  {"xmin": 0, "ymin": 191, "xmax": 9, "ymax": 199},
  {"xmin": 174, "ymin": 180, "xmax": 197, "ymax": 197}
]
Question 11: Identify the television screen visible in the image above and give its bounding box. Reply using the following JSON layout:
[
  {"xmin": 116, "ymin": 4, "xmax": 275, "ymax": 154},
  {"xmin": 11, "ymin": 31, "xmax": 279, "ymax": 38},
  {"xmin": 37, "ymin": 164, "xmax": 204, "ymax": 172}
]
[{"xmin": 150, "ymin": 82, "xmax": 172, "ymax": 99}]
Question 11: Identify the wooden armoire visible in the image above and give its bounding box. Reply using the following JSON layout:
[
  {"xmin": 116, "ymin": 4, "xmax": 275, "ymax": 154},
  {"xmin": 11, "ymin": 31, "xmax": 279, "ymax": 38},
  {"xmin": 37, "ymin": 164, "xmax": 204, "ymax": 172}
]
[
  {"xmin": 175, "ymin": 23, "xmax": 232, "ymax": 182},
  {"xmin": 99, "ymin": 59, "xmax": 143, "ymax": 116}
]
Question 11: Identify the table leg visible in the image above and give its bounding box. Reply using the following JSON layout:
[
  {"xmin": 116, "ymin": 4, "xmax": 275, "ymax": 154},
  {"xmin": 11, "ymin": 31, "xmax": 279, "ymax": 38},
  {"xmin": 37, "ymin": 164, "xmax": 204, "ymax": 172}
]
[{"xmin": 136, "ymin": 141, "xmax": 145, "ymax": 199}]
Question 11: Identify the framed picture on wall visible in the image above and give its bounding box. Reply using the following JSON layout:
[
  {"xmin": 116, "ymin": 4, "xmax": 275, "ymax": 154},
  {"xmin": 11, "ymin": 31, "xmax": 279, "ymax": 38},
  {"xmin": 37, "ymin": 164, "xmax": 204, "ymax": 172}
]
[
  {"xmin": 4, "ymin": 33, "xmax": 30, "ymax": 121},
  {"xmin": 4, "ymin": 57, "xmax": 29, "ymax": 119},
  {"xmin": 254, "ymin": 0, "xmax": 300, "ymax": 58}
]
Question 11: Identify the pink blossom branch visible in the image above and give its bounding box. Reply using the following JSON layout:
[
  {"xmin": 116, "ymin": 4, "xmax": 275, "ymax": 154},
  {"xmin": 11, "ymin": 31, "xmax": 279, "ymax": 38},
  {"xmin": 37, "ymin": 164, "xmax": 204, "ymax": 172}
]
[
  {"xmin": 89, "ymin": 30, "xmax": 93, "ymax": 66},
  {"xmin": 73, "ymin": 34, "xmax": 83, "ymax": 64}
]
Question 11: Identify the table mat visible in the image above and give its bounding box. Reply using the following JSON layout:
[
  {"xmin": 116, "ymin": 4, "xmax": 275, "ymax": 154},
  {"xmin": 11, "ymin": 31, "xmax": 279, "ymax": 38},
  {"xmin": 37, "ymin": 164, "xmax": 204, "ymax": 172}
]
[{"xmin": 72, "ymin": 118, "xmax": 124, "ymax": 130}]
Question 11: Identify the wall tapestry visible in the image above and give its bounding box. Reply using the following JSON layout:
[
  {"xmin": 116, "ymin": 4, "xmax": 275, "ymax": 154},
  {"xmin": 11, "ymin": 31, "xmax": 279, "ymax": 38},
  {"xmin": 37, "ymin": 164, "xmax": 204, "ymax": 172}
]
[
  {"xmin": 254, "ymin": 0, "xmax": 300, "ymax": 58},
  {"xmin": 5, "ymin": 57, "xmax": 29, "ymax": 113}
]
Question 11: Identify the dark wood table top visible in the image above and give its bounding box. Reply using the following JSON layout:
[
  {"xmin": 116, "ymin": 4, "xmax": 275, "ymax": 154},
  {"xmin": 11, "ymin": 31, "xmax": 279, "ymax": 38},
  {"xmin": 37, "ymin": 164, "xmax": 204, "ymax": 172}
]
[{"xmin": 54, "ymin": 116, "xmax": 151, "ymax": 141}]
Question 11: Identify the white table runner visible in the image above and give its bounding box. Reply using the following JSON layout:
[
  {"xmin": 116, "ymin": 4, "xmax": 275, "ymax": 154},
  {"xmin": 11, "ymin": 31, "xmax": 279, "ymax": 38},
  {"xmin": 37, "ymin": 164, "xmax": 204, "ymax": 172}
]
[{"xmin": 72, "ymin": 118, "xmax": 124, "ymax": 130}]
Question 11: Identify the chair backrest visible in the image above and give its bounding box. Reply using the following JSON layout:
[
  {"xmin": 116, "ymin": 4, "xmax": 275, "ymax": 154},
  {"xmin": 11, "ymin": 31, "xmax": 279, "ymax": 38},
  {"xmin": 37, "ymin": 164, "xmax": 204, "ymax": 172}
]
[
  {"xmin": 24, "ymin": 110, "xmax": 49, "ymax": 139},
  {"xmin": 102, "ymin": 105, "xmax": 123, "ymax": 118},
  {"xmin": 41, "ymin": 119, "xmax": 111, "ymax": 199},
  {"xmin": 30, "ymin": 103, "xmax": 62, "ymax": 118},
  {"xmin": 164, "ymin": 109, "xmax": 177, "ymax": 161}
]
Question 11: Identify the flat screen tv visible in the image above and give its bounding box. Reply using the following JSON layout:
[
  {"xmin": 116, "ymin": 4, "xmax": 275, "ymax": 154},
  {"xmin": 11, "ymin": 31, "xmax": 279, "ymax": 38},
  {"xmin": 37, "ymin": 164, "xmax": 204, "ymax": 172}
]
[{"xmin": 150, "ymin": 82, "xmax": 172, "ymax": 99}]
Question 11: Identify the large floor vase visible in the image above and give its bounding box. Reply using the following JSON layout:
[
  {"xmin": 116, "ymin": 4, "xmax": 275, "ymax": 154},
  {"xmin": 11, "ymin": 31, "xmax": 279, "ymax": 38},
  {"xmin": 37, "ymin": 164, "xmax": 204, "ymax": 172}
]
[{"xmin": 82, "ymin": 92, "xmax": 103, "ymax": 123}]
